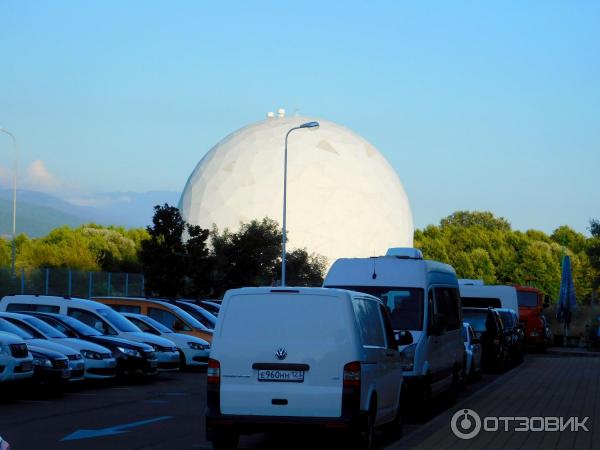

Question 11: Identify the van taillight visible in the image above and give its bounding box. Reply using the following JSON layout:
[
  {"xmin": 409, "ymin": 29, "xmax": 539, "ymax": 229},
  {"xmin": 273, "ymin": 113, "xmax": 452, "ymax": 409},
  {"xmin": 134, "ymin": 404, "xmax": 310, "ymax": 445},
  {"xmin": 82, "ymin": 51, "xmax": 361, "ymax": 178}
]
[
  {"xmin": 343, "ymin": 361, "xmax": 361, "ymax": 387},
  {"xmin": 207, "ymin": 358, "xmax": 220, "ymax": 385}
]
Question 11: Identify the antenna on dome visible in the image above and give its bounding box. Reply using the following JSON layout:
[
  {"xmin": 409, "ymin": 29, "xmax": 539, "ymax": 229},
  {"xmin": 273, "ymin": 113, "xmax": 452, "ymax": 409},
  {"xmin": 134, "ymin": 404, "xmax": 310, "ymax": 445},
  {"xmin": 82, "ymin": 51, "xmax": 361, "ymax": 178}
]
[
  {"xmin": 266, "ymin": 111, "xmax": 275, "ymax": 119},
  {"xmin": 277, "ymin": 108, "xmax": 286, "ymax": 118}
]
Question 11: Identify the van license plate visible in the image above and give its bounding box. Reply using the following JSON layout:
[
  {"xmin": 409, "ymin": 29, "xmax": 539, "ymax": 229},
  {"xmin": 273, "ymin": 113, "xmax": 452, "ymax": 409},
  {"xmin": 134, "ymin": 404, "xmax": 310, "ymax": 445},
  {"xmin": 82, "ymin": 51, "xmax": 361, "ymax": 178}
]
[{"xmin": 258, "ymin": 370, "xmax": 304, "ymax": 382}]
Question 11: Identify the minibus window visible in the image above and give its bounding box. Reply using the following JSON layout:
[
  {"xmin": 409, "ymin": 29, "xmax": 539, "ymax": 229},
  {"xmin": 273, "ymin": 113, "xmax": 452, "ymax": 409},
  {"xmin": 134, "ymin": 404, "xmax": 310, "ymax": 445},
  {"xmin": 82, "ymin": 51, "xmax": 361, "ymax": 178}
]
[{"xmin": 330, "ymin": 285, "xmax": 424, "ymax": 331}]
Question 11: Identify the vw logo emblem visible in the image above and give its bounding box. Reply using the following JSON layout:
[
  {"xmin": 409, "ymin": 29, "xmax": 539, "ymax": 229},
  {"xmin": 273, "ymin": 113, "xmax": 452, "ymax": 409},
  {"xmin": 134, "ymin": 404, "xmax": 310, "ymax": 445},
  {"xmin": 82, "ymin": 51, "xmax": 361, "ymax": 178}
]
[{"xmin": 275, "ymin": 348, "xmax": 287, "ymax": 360}]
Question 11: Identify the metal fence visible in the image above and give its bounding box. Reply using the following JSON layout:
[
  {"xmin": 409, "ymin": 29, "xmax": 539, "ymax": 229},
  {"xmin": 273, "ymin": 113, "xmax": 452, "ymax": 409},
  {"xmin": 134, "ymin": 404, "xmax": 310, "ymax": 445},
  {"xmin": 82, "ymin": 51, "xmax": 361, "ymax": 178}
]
[{"xmin": 0, "ymin": 268, "xmax": 145, "ymax": 299}]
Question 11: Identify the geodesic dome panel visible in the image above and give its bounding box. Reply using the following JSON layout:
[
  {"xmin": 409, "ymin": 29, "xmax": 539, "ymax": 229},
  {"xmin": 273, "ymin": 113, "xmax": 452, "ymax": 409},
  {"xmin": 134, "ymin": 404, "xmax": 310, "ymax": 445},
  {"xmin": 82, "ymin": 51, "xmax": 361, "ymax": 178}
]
[{"xmin": 179, "ymin": 116, "xmax": 413, "ymax": 266}]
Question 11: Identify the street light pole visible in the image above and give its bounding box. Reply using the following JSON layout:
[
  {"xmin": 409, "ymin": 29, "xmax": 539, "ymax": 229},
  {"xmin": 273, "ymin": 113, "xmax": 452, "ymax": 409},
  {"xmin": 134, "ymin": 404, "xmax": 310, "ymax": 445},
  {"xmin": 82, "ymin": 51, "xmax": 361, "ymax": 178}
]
[
  {"xmin": 0, "ymin": 128, "xmax": 18, "ymax": 277},
  {"xmin": 281, "ymin": 121, "xmax": 319, "ymax": 287}
]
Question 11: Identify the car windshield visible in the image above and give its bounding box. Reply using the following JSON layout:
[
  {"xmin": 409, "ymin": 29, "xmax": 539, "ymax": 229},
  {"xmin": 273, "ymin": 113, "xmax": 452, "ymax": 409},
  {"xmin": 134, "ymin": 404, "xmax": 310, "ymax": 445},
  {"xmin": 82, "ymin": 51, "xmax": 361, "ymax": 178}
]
[
  {"xmin": 137, "ymin": 315, "xmax": 173, "ymax": 333},
  {"xmin": 499, "ymin": 312, "xmax": 514, "ymax": 328},
  {"xmin": 24, "ymin": 317, "xmax": 68, "ymax": 338},
  {"xmin": 0, "ymin": 318, "xmax": 34, "ymax": 340},
  {"xmin": 462, "ymin": 310, "xmax": 488, "ymax": 332},
  {"xmin": 328, "ymin": 286, "xmax": 424, "ymax": 331},
  {"xmin": 517, "ymin": 291, "xmax": 539, "ymax": 307},
  {"xmin": 163, "ymin": 304, "xmax": 211, "ymax": 331},
  {"xmin": 62, "ymin": 316, "xmax": 103, "ymax": 336},
  {"xmin": 97, "ymin": 308, "xmax": 141, "ymax": 333}
]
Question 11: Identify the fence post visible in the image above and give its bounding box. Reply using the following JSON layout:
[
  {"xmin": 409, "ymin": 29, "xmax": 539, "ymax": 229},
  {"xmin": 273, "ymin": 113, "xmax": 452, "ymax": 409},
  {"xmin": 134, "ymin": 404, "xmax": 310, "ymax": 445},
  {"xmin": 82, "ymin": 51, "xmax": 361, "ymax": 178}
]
[
  {"xmin": 125, "ymin": 273, "xmax": 129, "ymax": 297},
  {"xmin": 88, "ymin": 272, "xmax": 93, "ymax": 299},
  {"xmin": 45, "ymin": 268, "xmax": 49, "ymax": 295},
  {"xmin": 68, "ymin": 270, "xmax": 72, "ymax": 297},
  {"xmin": 108, "ymin": 272, "xmax": 112, "ymax": 296},
  {"xmin": 21, "ymin": 268, "xmax": 25, "ymax": 294}
]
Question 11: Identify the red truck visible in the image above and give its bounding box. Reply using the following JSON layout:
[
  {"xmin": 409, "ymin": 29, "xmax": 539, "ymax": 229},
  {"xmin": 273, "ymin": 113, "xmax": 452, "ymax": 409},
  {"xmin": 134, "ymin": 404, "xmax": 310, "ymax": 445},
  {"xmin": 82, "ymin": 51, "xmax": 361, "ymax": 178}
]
[{"xmin": 515, "ymin": 285, "xmax": 550, "ymax": 349}]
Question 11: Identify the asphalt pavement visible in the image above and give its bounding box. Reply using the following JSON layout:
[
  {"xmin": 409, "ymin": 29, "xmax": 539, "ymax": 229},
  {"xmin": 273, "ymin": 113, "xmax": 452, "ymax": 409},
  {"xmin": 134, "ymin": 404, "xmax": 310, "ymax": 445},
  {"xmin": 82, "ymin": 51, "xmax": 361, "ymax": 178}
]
[{"xmin": 0, "ymin": 360, "xmax": 530, "ymax": 450}]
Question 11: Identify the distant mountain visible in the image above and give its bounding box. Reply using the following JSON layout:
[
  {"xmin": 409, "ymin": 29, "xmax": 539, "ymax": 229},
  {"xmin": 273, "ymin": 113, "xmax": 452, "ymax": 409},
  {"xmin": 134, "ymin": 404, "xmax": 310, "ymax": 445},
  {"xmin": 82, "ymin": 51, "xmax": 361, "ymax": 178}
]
[{"xmin": 0, "ymin": 190, "xmax": 181, "ymax": 237}]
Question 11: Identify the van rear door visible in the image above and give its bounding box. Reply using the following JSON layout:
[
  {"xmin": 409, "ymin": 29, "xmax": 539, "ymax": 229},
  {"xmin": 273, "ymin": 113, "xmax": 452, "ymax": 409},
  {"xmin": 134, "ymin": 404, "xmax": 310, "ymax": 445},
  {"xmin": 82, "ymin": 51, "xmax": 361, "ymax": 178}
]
[{"xmin": 214, "ymin": 291, "xmax": 358, "ymax": 418}]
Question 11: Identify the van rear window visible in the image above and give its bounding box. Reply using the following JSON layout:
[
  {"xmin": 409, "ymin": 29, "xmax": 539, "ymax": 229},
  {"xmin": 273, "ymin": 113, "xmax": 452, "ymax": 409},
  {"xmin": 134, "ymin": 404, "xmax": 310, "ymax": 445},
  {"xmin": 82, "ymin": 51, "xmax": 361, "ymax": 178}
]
[{"xmin": 329, "ymin": 286, "xmax": 424, "ymax": 331}]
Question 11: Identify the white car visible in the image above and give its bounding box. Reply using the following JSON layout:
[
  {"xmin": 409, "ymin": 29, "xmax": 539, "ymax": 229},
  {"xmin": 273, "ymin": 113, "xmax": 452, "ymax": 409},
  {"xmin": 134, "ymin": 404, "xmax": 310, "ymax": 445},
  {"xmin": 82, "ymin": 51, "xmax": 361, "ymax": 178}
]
[
  {"xmin": 0, "ymin": 312, "xmax": 117, "ymax": 380},
  {"xmin": 462, "ymin": 322, "xmax": 482, "ymax": 380},
  {"xmin": 0, "ymin": 319, "xmax": 85, "ymax": 381},
  {"xmin": 207, "ymin": 287, "xmax": 403, "ymax": 450},
  {"xmin": 0, "ymin": 296, "xmax": 180, "ymax": 372},
  {"xmin": 0, "ymin": 331, "xmax": 33, "ymax": 383},
  {"xmin": 122, "ymin": 313, "xmax": 210, "ymax": 368}
]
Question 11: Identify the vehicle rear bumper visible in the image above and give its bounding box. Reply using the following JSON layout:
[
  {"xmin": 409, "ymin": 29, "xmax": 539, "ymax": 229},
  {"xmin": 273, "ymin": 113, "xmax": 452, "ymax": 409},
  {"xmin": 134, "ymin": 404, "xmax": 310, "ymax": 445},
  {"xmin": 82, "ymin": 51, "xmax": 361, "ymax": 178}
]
[{"xmin": 206, "ymin": 384, "xmax": 364, "ymax": 439}]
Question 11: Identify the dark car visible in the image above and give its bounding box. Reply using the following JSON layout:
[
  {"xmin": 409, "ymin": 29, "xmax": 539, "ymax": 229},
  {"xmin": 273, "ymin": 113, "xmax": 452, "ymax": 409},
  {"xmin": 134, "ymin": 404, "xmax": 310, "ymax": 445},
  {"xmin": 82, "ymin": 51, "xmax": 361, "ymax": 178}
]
[
  {"xmin": 28, "ymin": 344, "xmax": 71, "ymax": 386},
  {"xmin": 28, "ymin": 312, "xmax": 159, "ymax": 377},
  {"xmin": 462, "ymin": 307, "xmax": 510, "ymax": 372},
  {"xmin": 496, "ymin": 308, "xmax": 524, "ymax": 365}
]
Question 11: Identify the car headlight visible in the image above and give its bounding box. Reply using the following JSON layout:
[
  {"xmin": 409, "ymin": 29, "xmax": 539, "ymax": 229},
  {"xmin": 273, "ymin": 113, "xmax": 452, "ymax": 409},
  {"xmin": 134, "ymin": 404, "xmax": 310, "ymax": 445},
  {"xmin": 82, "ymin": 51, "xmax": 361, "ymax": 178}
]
[
  {"xmin": 33, "ymin": 356, "xmax": 53, "ymax": 367},
  {"xmin": 81, "ymin": 350, "xmax": 103, "ymax": 360},
  {"xmin": 400, "ymin": 343, "xmax": 417, "ymax": 371},
  {"xmin": 117, "ymin": 347, "xmax": 142, "ymax": 358},
  {"xmin": 187, "ymin": 342, "xmax": 208, "ymax": 350}
]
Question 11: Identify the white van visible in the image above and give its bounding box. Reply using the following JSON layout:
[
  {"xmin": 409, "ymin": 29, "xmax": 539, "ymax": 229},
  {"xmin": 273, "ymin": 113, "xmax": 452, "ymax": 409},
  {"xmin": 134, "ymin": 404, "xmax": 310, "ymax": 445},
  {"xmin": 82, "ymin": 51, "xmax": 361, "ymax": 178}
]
[
  {"xmin": 0, "ymin": 331, "xmax": 34, "ymax": 383},
  {"xmin": 458, "ymin": 281, "xmax": 519, "ymax": 320},
  {"xmin": 0, "ymin": 295, "xmax": 180, "ymax": 371},
  {"xmin": 206, "ymin": 287, "xmax": 403, "ymax": 450},
  {"xmin": 324, "ymin": 248, "xmax": 464, "ymax": 409}
]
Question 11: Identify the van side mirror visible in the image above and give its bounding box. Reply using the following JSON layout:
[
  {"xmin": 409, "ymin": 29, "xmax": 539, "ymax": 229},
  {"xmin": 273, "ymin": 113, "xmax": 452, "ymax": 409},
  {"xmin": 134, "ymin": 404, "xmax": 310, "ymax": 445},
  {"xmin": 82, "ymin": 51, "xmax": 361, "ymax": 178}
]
[
  {"xmin": 397, "ymin": 331, "xmax": 413, "ymax": 346},
  {"xmin": 543, "ymin": 295, "xmax": 550, "ymax": 308}
]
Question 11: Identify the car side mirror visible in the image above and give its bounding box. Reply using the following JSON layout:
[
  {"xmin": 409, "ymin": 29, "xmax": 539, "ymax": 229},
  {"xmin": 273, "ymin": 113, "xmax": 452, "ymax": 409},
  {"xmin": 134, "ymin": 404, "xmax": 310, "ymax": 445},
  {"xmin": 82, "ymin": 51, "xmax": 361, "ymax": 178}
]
[
  {"xmin": 397, "ymin": 331, "xmax": 413, "ymax": 346},
  {"xmin": 173, "ymin": 320, "xmax": 184, "ymax": 332},
  {"xmin": 472, "ymin": 338, "xmax": 481, "ymax": 345}
]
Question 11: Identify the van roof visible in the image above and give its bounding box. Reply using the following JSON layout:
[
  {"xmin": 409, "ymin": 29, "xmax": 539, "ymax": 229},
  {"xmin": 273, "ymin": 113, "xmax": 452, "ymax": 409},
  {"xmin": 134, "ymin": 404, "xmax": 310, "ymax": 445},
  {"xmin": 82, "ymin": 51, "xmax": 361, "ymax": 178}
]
[
  {"xmin": 223, "ymin": 286, "xmax": 381, "ymax": 302},
  {"xmin": 324, "ymin": 256, "xmax": 457, "ymax": 288}
]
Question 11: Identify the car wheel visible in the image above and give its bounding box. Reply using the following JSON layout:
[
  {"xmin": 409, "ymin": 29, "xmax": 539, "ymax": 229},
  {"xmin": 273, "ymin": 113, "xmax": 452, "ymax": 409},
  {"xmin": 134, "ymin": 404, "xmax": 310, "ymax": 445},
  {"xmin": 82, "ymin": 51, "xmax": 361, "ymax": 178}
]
[
  {"xmin": 383, "ymin": 396, "xmax": 403, "ymax": 439},
  {"xmin": 212, "ymin": 430, "xmax": 239, "ymax": 450},
  {"xmin": 353, "ymin": 401, "xmax": 376, "ymax": 450}
]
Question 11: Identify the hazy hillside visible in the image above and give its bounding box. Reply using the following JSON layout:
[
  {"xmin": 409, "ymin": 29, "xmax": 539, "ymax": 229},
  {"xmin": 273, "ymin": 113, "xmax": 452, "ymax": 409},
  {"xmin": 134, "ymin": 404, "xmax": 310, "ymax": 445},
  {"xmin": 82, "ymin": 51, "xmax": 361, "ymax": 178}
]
[{"xmin": 0, "ymin": 190, "xmax": 180, "ymax": 237}]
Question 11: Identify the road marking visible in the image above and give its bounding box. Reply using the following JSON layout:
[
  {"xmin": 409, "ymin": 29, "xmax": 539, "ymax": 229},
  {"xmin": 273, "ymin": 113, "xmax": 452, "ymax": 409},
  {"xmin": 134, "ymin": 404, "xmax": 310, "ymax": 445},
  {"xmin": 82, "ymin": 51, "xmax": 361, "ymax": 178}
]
[{"xmin": 60, "ymin": 416, "xmax": 173, "ymax": 441}]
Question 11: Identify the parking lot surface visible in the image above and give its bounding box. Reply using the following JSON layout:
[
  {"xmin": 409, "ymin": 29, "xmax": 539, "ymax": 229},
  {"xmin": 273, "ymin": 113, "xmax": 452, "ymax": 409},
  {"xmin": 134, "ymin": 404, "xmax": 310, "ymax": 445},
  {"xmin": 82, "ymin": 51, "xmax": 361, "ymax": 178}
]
[{"xmin": 1, "ymin": 355, "xmax": 597, "ymax": 449}]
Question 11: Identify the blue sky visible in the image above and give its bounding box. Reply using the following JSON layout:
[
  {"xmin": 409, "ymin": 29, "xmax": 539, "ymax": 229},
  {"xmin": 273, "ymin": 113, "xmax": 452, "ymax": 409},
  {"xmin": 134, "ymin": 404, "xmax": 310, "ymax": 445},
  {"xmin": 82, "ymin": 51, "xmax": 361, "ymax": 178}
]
[{"xmin": 1, "ymin": 1, "xmax": 598, "ymax": 234}]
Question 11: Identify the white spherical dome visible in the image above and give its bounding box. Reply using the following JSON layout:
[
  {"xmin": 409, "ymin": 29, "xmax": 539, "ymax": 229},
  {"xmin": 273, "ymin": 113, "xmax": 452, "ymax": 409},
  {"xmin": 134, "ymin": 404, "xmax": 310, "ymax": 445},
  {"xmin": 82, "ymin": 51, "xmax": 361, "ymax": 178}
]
[{"xmin": 179, "ymin": 116, "xmax": 413, "ymax": 265}]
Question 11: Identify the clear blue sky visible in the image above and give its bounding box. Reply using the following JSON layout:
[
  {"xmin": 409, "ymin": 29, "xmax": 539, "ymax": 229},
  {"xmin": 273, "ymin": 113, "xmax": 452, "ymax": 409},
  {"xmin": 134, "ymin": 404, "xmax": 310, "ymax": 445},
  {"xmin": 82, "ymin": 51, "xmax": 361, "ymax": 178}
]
[{"xmin": 1, "ymin": 1, "xmax": 598, "ymax": 234}]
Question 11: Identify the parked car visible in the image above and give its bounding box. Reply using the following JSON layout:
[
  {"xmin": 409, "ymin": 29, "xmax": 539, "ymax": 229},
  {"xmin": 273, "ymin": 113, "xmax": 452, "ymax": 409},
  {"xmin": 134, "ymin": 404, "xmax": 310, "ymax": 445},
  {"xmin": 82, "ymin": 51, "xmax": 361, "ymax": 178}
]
[
  {"xmin": 0, "ymin": 318, "xmax": 85, "ymax": 381},
  {"xmin": 92, "ymin": 297, "xmax": 214, "ymax": 342},
  {"xmin": 496, "ymin": 308, "xmax": 524, "ymax": 365},
  {"xmin": 28, "ymin": 312, "xmax": 159, "ymax": 377},
  {"xmin": 28, "ymin": 344, "xmax": 71, "ymax": 385},
  {"xmin": 462, "ymin": 307, "xmax": 510, "ymax": 372},
  {"xmin": 199, "ymin": 300, "xmax": 221, "ymax": 316},
  {"xmin": 462, "ymin": 323, "xmax": 482, "ymax": 381},
  {"xmin": 541, "ymin": 314, "xmax": 553, "ymax": 348},
  {"xmin": 0, "ymin": 295, "xmax": 180, "ymax": 372},
  {"xmin": 324, "ymin": 247, "xmax": 464, "ymax": 409},
  {"xmin": 0, "ymin": 435, "xmax": 9, "ymax": 450},
  {"xmin": 0, "ymin": 331, "xmax": 33, "ymax": 383},
  {"xmin": 175, "ymin": 300, "xmax": 217, "ymax": 329},
  {"xmin": 121, "ymin": 312, "xmax": 210, "ymax": 368},
  {"xmin": 459, "ymin": 281, "xmax": 520, "ymax": 320},
  {"xmin": 0, "ymin": 312, "xmax": 117, "ymax": 380},
  {"xmin": 207, "ymin": 287, "xmax": 404, "ymax": 450}
]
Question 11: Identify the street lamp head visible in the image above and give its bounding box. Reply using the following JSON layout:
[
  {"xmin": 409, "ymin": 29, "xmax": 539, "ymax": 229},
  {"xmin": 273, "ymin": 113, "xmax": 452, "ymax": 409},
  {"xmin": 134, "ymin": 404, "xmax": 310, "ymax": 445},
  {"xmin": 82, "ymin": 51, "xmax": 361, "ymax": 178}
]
[{"xmin": 299, "ymin": 121, "xmax": 320, "ymax": 129}]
